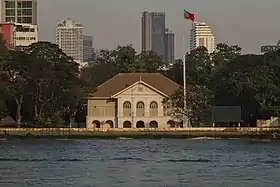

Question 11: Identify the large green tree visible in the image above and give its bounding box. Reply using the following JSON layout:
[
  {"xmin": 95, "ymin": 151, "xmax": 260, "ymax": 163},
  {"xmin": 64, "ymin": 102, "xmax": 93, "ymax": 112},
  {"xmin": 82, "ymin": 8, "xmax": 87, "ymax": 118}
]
[
  {"xmin": 211, "ymin": 43, "xmax": 241, "ymax": 67},
  {"xmin": 81, "ymin": 49, "xmax": 118, "ymax": 88},
  {"xmin": 163, "ymin": 85, "xmax": 214, "ymax": 126},
  {"xmin": 24, "ymin": 42, "xmax": 86, "ymax": 126},
  {"xmin": 0, "ymin": 51, "xmax": 33, "ymax": 124},
  {"xmin": 0, "ymin": 33, "xmax": 7, "ymax": 119},
  {"xmin": 185, "ymin": 46, "xmax": 212, "ymax": 86},
  {"xmin": 162, "ymin": 59, "xmax": 183, "ymax": 85}
]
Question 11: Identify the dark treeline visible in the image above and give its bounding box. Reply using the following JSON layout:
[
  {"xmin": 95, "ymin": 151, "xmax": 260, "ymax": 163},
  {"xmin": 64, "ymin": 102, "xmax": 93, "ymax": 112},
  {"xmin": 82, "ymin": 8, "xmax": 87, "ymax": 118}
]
[
  {"xmin": 0, "ymin": 40, "xmax": 87, "ymax": 127},
  {"xmin": 1, "ymin": 33, "xmax": 280, "ymax": 127}
]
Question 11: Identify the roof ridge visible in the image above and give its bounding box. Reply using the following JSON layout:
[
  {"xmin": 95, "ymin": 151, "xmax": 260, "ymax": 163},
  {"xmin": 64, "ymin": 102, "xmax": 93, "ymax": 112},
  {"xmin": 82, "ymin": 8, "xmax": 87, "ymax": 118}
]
[{"xmin": 90, "ymin": 72, "xmax": 181, "ymax": 98}]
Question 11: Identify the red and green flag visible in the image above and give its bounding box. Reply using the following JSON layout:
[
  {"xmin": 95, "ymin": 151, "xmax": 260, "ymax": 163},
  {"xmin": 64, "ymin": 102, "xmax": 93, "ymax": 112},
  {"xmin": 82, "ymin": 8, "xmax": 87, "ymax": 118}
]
[{"xmin": 184, "ymin": 9, "xmax": 195, "ymax": 22}]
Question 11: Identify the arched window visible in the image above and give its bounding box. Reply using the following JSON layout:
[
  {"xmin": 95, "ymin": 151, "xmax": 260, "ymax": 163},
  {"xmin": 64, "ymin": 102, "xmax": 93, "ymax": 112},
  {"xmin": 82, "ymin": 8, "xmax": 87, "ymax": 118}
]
[
  {"xmin": 123, "ymin": 101, "xmax": 131, "ymax": 117},
  {"xmin": 136, "ymin": 121, "xmax": 145, "ymax": 128},
  {"xmin": 149, "ymin": 121, "xmax": 158, "ymax": 128},
  {"xmin": 136, "ymin": 101, "xmax": 145, "ymax": 116},
  {"xmin": 167, "ymin": 120, "xmax": 176, "ymax": 128},
  {"xmin": 123, "ymin": 121, "xmax": 132, "ymax": 128},
  {"xmin": 105, "ymin": 120, "xmax": 114, "ymax": 128},
  {"xmin": 149, "ymin": 101, "xmax": 158, "ymax": 116},
  {"xmin": 92, "ymin": 120, "xmax": 101, "ymax": 128}
]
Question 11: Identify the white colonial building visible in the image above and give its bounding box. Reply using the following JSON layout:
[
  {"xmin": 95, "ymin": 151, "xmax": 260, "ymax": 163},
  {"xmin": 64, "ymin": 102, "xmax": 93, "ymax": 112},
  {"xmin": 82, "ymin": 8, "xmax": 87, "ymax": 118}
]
[{"xmin": 86, "ymin": 73, "xmax": 181, "ymax": 129}]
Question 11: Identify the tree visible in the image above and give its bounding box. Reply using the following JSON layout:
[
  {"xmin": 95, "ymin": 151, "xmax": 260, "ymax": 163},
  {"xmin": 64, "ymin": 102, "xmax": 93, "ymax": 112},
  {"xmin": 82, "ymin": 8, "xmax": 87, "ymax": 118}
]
[
  {"xmin": 162, "ymin": 59, "xmax": 183, "ymax": 85},
  {"xmin": 163, "ymin": 85, "xmax": 214, "ymax": 126},
  {"xmin": 112, "ymin": 45, "xmax": 137, "ymax": 72},
  {"xmin": 0, "ymin": 51, "xmax": 32, "ymax": 124},
  {"xmin": 80, "ymin": 49, "xmax": 118, "ymax": 88},
  {"xmin": 211, "ymin": 53, "xmax": 280, "ymax": 123},
  {"xmin": 0, "ymin": 33, "xmax": 7, "ymax": 119},
  {"xmin": 0, "ymin": 83, "xmax": 8, "ymax": 119},
  {"xmin": 185, "ymin": 46, "xmax": 212, "ymax": 86},
  {"xmin": 131, "ymin": 51, "xmax": 164, "ymax": 73},
  {"xmin": 211, "ymin": 43, "xmax": 241, "ymax": 67},
  {"xmin": 24, "ymin": 42, "xmax": 86, "ymax": 126},
  {"xmin": 165, "ymin": 43, "xmax": 280, "ymax": 125}
]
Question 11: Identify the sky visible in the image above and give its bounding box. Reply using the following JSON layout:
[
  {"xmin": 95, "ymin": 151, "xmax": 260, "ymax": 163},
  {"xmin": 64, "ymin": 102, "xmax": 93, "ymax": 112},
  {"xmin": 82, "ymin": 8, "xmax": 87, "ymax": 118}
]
[{"xmin": 39, "ymin": 0, "xmax": 280, "ymax": 58}]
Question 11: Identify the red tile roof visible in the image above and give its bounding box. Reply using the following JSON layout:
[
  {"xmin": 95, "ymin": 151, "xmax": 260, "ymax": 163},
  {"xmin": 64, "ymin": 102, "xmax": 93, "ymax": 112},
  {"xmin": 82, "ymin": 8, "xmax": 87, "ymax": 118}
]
[{"xmin": 89, "ymin": 73, "xmax": 180, "ymax": 98}]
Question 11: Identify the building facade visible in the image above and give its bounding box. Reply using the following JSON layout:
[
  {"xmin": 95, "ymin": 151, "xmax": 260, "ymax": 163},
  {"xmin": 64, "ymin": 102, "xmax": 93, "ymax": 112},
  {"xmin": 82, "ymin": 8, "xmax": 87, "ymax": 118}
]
[
  {"xmin": 164, "ymin": 29, "xmax": 174, "ymax": 63},
  {"xmin": 190, "ymin": 22, "xmax": 215, "ymax": 53},
  {"xmin": 0, "ymin": 22, "xmax": 38, "ymax": 49},
  {"xmin": 56, "ymin": 19, "xmax": 83, "ymax": 61},
  {"xmin": 261, "ymin": 40, "xmax": 280, "ymax": 53},
  {"xmin": 83, "ymin": 35, "xmax": 94, "ymax": 61},
  {"xmin": 0, "ymin": 0, "xmax": 37, "ymax": 25},
  {"xmin": 141, "ymin": 11, "xmax": 165, "ymax": 59},
  {"xmin": 86, "ymin": 73, "xmax": 181, "ymax": 129}
]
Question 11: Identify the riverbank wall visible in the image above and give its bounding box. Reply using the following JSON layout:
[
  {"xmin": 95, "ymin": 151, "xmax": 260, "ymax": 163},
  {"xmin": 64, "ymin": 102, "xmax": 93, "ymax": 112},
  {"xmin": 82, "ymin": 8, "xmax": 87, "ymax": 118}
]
[{"xmin": 1, "ymin": 127, "xmax": 280, "ymax": 139}]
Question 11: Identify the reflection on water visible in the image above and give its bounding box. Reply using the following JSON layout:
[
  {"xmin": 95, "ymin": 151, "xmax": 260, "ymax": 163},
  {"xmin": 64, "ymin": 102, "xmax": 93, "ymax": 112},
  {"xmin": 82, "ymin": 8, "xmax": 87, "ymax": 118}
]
[{"xmin": 0, "ymin": 138, "xmax": 279, "ymax": 187}]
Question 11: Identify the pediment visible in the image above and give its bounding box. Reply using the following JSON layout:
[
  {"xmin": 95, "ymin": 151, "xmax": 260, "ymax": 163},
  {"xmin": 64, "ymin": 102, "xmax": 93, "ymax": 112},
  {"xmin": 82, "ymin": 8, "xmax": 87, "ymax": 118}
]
[{"xmin": 112, "ymin": 82, "xmax": 166, "ymax": 98}]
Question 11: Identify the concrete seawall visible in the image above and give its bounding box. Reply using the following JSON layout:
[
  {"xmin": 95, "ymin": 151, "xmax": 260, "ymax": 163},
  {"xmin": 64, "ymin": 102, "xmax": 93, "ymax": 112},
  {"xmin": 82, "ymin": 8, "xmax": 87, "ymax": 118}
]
[{"xmin": 1, "ymin": 127, "xmax": 280, "ymax": 139}]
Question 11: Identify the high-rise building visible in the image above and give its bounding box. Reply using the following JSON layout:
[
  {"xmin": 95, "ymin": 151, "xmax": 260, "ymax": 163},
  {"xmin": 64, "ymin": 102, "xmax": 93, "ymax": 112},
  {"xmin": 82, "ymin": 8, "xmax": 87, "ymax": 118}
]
[
  {"xmin": 0, "ymin": 0, "xmax": 38, "ymax": 25},
  {"xmin": 190, "ymin": 22, "xmax": 215, "ymax": 53},
  {"xmin": 56, "ymin": 19, "xmax": 83, "ymax": 61},
  {"xmin": 141, "ymin": 11, "xmax": 165, "ymax": 59},
  {"xmin": 164, "ymin": 29, "xmax": 174, "ymax": 63},
  {"xmin": 83, "ymin": 35, "xmax": 94, "ymax": 61}
]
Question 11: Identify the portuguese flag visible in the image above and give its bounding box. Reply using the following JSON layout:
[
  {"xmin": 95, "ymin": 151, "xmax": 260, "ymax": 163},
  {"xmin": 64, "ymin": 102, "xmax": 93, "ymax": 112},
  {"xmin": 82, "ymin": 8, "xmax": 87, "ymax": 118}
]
[{"xmin": 184, "ymin": 9, "xmax": 195, "ymax": 22}]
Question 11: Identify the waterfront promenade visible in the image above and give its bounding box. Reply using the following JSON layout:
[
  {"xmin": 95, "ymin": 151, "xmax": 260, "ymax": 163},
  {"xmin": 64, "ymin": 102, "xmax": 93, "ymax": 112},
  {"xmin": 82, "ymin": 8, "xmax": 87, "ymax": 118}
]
[{"xmin": 0, "ymin": 127, "xmax": 280, "ymax": 139}]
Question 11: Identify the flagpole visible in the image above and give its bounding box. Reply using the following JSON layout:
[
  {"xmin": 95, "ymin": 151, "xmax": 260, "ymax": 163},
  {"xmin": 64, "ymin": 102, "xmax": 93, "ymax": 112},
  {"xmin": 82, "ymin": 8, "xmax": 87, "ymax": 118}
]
[
  {"xmin": 182, "ymin": 25, "xmax": 188, "ymax": 128},
  {"xmin": 182, "ymin": 9, "xmax": 195, "ymax": 128}
]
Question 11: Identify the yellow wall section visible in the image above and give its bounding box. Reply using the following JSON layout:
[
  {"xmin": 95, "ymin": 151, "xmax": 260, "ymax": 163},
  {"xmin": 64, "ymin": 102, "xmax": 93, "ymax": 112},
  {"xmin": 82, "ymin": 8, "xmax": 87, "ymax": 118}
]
[{"xmin": 87, "ymin": 99, "xmax": 116, "ymax": 117}]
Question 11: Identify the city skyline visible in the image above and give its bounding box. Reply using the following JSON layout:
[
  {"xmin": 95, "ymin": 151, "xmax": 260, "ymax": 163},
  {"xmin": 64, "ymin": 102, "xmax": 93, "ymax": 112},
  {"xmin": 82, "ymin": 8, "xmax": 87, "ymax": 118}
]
[{"xmin": 2, "ymin": 0, "xmax": 278, "ymax": 58}]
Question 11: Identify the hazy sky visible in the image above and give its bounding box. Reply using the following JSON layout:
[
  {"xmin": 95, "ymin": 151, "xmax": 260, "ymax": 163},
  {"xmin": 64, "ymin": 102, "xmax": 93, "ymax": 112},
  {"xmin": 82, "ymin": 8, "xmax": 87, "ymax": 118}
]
[{"xmin": 39, "ymin": 0, "xmax": 280, "ymax": 57}]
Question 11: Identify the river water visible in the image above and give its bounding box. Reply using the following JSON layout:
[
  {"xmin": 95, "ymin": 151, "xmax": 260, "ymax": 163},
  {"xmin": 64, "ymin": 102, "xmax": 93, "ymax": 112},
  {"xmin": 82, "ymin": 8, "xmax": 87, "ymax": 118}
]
[{"xmin": 0, "ymin": 138, "xmax": 279, "ymax": 187}]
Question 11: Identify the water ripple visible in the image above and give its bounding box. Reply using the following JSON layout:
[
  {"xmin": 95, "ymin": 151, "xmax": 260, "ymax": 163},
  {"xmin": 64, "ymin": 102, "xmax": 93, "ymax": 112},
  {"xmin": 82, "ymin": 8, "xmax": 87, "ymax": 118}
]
[{"xmin": 0, "ymin": 139, "xmax": 279, "ymax": 187}]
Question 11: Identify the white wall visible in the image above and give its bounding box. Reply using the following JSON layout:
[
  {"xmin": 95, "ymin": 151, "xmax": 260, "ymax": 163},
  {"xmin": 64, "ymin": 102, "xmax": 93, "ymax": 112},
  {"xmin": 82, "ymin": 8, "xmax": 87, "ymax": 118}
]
[{"xmin": 14, "ymin": 24, "xmax": 38, "ymax": 47}]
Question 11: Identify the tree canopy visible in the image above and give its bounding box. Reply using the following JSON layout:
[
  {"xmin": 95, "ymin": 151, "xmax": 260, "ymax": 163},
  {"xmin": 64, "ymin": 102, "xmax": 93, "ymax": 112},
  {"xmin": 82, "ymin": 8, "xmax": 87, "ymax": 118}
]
[
  {"xmin": 163, "ymin": 44, "xmax": 280, "ymax": 126},
  {"xmin": 0, "ymin": 41, "xmax": 86, "ymax": 126},
  {"xmin": 0, "ymin": 40, "xmax": 279, "ymax": 127}
]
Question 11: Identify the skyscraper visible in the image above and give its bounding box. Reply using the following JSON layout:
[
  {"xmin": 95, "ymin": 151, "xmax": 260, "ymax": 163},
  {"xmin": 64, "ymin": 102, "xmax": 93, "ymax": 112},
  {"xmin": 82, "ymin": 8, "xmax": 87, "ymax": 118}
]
[
  {"xmin": 0, "ymin": 0, "xmax": 38, "ymax": 25},
  {"xmin": 83, "ymin": 35, "xmax": 94, "ymax": 61},
  {"xmin": 141, "ymin": 11, "xmax": 165, "ymax": 59},
  {"xmin": 56, "ymin": 19, "xmax": 83, "ymax": 61},
  {"xmin": 164, "ymin": 29, "xmax": 174, "ymax": 63},
  {"xmin": 190, "ymin": 22, "xmax": 215, "ymax": 53}
]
